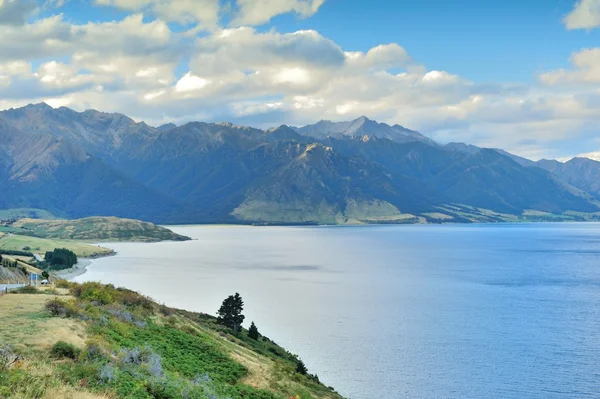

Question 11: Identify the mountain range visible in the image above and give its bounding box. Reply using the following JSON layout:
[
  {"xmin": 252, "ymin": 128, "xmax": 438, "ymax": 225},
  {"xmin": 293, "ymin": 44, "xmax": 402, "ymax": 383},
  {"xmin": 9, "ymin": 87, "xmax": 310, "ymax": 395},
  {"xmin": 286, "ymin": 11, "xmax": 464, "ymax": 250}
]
[{"xmin": 1, "ymin": 103, "xmax": 599, "ymax": 224}]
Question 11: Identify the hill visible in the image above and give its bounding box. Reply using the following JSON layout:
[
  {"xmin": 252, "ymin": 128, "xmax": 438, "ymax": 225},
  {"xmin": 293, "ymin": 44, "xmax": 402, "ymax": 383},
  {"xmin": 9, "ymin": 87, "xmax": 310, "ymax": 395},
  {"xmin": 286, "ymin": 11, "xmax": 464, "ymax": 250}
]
[
  {"xmin": 10, "ymin": 217, "xmax": 191, "ymax": 242},
  {"xmin": 1, "ymin": 104, "xmax": 599, "ymax": 224},
  {"xmin": 0, "ymin": 283, "xmax": 344, "ymax": 399}
]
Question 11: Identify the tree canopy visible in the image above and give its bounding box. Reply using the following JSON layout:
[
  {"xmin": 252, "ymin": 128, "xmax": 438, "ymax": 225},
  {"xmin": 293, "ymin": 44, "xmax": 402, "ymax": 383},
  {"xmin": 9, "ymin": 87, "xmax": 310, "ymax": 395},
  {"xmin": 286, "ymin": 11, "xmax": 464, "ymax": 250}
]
[
  {"xmin": 45, "ymin": 248, "xmax": 78, "ymax": 270},
  {"xmin": 216, "ymin": 293, "xmax": 245, "ymax": 332}
]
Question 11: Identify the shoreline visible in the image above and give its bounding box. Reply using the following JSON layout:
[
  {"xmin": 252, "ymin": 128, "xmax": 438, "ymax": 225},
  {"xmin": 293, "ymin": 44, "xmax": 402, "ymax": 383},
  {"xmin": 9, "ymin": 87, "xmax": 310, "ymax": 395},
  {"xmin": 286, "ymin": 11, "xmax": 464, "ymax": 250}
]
[
  {"xmin": 52, "ymin": 251, "xmax": 116, "ymax": 280},
  {"xmin": 52, "ymin": 259, "xmax": 92, "ymax": 280}
]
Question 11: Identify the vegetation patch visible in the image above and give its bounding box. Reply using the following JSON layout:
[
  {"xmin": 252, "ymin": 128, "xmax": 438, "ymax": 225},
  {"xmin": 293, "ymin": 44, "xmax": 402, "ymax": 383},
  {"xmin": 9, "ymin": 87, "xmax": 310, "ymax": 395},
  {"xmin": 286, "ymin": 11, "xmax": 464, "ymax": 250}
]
[{"xmin": 0, "ymin": 282, "xmax": 343, "ymax": 399}]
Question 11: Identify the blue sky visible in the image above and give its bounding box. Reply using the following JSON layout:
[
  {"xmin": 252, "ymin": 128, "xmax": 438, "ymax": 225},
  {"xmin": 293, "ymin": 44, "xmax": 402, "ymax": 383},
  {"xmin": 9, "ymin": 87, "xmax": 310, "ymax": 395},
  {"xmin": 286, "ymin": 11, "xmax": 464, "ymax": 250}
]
[
  {"xmin": 276, "ymin": 0, "xmax": 599, "ymax": 82},
  {"xmin": 2, "ymin": 0, "xmax": 600, "ymax": 160}
]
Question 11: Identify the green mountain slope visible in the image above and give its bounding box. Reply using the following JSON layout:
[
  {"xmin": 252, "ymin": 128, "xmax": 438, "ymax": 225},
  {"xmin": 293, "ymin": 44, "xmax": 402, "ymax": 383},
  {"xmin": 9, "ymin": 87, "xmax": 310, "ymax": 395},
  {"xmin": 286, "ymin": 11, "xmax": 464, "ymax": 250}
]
[{"xmin": 0, "ymin": 284, "xmax": 344, "ymax": 399}]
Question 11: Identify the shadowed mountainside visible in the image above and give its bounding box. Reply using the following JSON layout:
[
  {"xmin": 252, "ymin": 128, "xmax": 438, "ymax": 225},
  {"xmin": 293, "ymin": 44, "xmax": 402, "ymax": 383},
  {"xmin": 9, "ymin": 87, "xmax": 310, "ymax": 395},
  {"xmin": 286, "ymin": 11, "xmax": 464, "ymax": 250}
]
[{"xmin": 0, "ymin": 103, "xmax": 598, "ymax": 224}]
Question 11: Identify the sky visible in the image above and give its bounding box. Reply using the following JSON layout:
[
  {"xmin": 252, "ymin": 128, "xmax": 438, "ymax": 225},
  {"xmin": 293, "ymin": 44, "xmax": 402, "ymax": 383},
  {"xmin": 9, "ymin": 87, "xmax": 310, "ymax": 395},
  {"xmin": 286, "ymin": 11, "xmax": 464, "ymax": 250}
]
[{"xmin": 1, "ymin": 0, "xmax": 600, "ymax": 161}]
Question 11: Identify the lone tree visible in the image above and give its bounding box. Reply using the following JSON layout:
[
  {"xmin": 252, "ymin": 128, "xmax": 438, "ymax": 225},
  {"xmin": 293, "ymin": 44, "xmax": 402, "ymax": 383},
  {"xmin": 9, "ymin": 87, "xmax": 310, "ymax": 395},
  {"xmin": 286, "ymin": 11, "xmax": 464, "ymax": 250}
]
[
  {"xmin": 217, "ymin": 293, "xmax": 245, "ymax": 332},
  {"xmin": 248, "ymin": 321, "xmax": 260, "ymax": 340}
]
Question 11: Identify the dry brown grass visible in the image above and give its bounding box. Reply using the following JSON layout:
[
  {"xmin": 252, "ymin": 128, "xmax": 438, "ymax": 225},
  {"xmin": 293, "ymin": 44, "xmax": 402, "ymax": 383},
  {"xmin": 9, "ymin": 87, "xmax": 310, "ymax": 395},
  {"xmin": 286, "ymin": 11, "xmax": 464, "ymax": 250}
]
[
  {"xmin": 230, "ymin": 350, "xmax": 274, "ymax": 390},
  {"xmin": 43, "ymin": 387, "xmax": 113, "ymax": 399},
  {"xmin": 0, "ymin": 294, "xmax": 87, "ymax": 350}
]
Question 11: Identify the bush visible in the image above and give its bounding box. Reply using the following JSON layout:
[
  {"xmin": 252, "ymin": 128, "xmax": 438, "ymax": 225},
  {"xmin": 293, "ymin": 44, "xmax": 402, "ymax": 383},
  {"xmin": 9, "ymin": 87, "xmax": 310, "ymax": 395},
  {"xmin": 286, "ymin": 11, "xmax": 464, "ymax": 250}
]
[
  {"xmin": 80, "ymin": 340, "xmax": 107, "ymax": 363},
  {"xmin": 50, "ymin": 341, "xmax": 81, "ymax": 359},
  {"xmin": 45, "ymin": 297, "xmax": 77, "ymax": 317},
  {"xmin": 14, "ymin": 285, "xmax": 38, "ymax": 294},
  {"xmin": 158, "ymin": 304, "xmax": 174, "ymax": 316},
  {"xmin": 55, "ymin": 279, "xmax": 72, "ymax": 289},
  {"xmin": 115, "ymin": 288, "xmax": 153, "ymax": 310},
  {"xmin": 73, "ymin": 282, "xmax": 113, "ymax": 305},
  {"xmin": 295, "ymin": 359, "xmax": 308, "ymax": 375}
]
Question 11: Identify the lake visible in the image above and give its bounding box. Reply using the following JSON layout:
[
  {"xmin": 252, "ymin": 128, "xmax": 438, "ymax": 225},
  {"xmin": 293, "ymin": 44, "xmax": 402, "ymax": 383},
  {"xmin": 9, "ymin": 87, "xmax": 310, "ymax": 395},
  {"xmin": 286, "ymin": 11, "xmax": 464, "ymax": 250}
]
[{"xmin": 75, "ymin": 223, "xmax": 600, "ymax": 398}]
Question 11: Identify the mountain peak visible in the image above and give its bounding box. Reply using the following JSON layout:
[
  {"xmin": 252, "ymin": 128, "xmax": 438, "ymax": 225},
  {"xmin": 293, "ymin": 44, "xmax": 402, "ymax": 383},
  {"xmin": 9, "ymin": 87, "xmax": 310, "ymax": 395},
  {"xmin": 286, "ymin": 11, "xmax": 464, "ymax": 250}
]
[{"xmin": 24, "ymin": 102, "xmax": 53, "ymax": 111}]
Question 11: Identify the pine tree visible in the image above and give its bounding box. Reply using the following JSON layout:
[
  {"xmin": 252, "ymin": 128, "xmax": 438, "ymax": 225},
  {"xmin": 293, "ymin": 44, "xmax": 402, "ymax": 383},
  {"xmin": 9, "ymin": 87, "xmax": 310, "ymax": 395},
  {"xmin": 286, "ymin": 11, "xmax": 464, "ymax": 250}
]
[
  {"xmin": 295, "ymin": 359, "xmax": 308, "ymax": 375},
  {"xmin": 216, "ymin": 293, "xmax": 245, "ymax": 331},
  {"xmin": 248, "ymin": 321, "xmax": 260, "ymax": 340}
]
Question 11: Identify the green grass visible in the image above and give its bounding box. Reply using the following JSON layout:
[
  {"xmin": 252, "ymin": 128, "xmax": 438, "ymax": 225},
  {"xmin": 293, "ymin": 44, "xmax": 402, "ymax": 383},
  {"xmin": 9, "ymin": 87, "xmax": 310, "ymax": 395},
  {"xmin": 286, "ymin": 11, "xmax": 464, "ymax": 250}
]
[{"xmin": 0, "ymin": 235, "xmax": 113, "ymax": 257}]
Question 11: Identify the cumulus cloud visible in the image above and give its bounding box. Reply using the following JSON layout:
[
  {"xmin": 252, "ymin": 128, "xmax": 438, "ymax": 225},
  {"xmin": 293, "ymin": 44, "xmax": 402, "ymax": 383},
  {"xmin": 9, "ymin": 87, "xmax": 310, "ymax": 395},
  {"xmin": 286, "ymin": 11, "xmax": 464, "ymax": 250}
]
[
  {"xmin": 0, "ymin": 2, "xmax": 600, "ymax": 161},
  {"xmin": 564, "ymin": 0, "xmax": 600, "ymax": 30},
  {"xmin": 232, "ymin": 0, "xmax": 325, "ymax": 26},
  {"xmin": 540, "ymin": 48, "xmax": 600, "ymax": 85},
  {"xmin": 0, "ymin": 0, "xmax": 37, "ymax": 25},
  {"xmin": 95, "ymin": 0, "xmax": 221, "ymax": 27}
]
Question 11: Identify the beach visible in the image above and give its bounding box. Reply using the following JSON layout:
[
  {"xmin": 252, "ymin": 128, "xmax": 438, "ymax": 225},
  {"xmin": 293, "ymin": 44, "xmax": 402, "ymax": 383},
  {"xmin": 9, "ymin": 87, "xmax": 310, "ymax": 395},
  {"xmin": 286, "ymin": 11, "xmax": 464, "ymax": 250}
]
[{"xmin": 52, "ymin": 259, "xmax": 93, "ymax": 280}]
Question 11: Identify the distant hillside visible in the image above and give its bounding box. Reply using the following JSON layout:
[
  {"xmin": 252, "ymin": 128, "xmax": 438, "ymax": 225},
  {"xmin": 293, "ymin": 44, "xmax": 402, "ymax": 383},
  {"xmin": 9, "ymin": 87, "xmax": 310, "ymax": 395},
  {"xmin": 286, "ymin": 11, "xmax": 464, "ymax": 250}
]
[
  {"xmin": 1, "ymin": 103, "xmax": 599, "ymax": 224},
  {"xmin": 10, "ymin": 216, "xmax": 191, "ymax": 242},
  {"xmin": 537, "ymin": 157, "xmax": 600, "ymax": 200}
]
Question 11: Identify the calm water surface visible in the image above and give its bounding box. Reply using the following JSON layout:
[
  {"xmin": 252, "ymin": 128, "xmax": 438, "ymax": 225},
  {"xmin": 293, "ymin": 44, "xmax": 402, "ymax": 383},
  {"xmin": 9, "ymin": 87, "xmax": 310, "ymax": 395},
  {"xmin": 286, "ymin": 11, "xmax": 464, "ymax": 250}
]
[{"xmin": 75, "ymin": 223, "xmax": 600, "ymax": 399}]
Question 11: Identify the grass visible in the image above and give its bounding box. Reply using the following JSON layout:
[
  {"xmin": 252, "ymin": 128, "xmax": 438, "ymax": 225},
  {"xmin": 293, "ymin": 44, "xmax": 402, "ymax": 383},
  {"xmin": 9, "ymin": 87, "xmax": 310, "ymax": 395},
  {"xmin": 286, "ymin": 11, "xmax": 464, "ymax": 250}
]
[
  {"xmin": 0, "ymin": 283, "xmax": 344, "ymax": 399},
  {"xmin": 0, "ymin": 235, "xmax": 113, "ymax": 258},
  {"xmin": 0, "ymin": 294, "xmax": 87, "ymax": 350}
]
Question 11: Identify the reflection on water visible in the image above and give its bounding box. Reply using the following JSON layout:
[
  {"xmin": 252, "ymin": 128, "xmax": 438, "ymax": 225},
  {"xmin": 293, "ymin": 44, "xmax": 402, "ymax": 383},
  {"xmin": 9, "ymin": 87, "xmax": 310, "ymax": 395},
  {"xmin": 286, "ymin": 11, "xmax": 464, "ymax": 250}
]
[{"xmin": 76, "ymin": 223, "xmax": 600, "ymax": 399}]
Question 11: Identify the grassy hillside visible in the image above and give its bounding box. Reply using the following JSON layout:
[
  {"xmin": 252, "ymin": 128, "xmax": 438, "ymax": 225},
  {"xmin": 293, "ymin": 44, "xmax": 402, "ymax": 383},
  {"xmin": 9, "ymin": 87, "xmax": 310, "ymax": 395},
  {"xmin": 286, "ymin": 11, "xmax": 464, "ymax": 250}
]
[
  {"xmin": 10, "ymin": 217, "xmax": 191, "ymax": 243},
  {"xmin": 0, "ymin": 235, "xmax": 114, "ymax": 258},
  {"xmin": 0, "ymin": 283, "xmax": 344, "ymax": 399}
]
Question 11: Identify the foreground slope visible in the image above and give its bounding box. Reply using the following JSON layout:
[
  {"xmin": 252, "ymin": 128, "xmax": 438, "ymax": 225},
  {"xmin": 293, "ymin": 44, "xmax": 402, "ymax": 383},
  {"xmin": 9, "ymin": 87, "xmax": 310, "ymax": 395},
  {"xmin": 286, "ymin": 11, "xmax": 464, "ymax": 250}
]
[{"xmin": 0, "ymin": 284, "xmax": 344, "ymax": 399}]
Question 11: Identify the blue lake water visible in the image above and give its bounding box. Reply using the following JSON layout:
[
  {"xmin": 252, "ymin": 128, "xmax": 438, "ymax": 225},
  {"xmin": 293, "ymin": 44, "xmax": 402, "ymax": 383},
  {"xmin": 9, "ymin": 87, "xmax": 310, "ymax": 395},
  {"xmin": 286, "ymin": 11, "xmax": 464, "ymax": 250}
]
[{"xmin": 75, "ymin": 223, "xmax": 600, "ymax": 398}]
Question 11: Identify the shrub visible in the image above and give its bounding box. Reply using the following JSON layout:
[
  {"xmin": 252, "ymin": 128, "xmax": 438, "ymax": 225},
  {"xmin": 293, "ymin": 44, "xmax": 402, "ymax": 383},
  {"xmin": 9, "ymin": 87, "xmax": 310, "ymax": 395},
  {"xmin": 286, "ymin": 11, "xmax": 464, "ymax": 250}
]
[
  {"xmin": 119, "ymin": 346, "xmax": 164, "ymax": 379},
  {"xmin": 98, "ymin": 363, "xmax": 116, "ymax": 383},
  {"xmin": 45, "ymin": 297, "xmax": 77, "ymax": 317},
  {"xmin": 50, "ymin": 341, "xmax": 81, "ymax": 359},
  {"xmin": 80, "ymin": 340, "xmax": 107, "ymax": 363},
  {"xmin": 14, "ymin": 285, "xmax": 38, "ymax": 294},
  {"xmin": 55, "ymin": 279, "xmax": 72, "ymax": 289},
  {"xmin": 116, "ymin": 288, "xmax": 153, "ymax": 310},
  {"xmin": 158, "ymin": 304, "xmax": 174, "ymax": 316},
  {"xmin": 295, "ymin": 359, "xmax": 308, "ymax": 375},
  {"xmin": 75, "ymin": 282, "xmax": 114, "ymax": 305}
]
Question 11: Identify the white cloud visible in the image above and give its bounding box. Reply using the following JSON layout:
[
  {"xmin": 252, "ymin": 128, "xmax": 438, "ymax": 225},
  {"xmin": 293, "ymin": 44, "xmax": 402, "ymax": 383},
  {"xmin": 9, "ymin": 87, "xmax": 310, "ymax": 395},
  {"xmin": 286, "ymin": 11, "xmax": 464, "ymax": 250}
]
[
  {"xmin": 95, "ymin": 0, "xmax": 221, "ymax": 27},
  {"xmin": 540, "ymin": 48, "xmax": 600, "ymax": 84},
  {"xmin": 0, "ymin": 0, "xmax": 37, "ymax": 25},
  {"xmin": 0, "ymin": 4, "xmax": 599, "ymax": 161},
  {"xmin": 564, "ymin": 0, "xmax": 600, "ymax": 30},
  {"xmin": 575, "ymin": 151, "xmax": 600, "ymax": 161},
  {"xmin": 232, "ymin": 0, "xmax": 325, "ymax": 26},
  {"xmin": 175, "ymin": 72, "xmax": 212, "ymax": 93}
]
